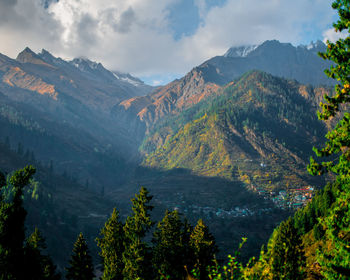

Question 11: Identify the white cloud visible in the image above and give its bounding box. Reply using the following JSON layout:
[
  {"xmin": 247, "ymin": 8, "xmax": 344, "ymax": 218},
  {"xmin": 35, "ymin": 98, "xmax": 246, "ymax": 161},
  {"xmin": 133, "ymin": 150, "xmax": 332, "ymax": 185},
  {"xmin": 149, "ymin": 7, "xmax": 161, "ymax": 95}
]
[
  {"xmin": 322, "ymin": 28, "xmax": 348, "ymax": 43},
  {"xmin": 0, "ymin": 0, "xmax": 338, "ymax": 82},
  {"xmin": 0, "ymin": 0, "xmax": 63, "ymax": 57}
]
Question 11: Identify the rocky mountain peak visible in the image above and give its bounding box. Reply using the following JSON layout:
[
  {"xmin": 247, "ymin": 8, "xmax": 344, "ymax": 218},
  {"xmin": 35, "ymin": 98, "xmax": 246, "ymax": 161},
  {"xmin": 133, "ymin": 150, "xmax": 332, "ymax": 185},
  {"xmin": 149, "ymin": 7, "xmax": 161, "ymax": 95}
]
[
  {"xmin": 16, "ymin": 47, "xmax": 52, "ymax": 66},
  {"xmin": 70, "ymin": 57, "xmax": 103, "ymax": 72},
  {"xmin": 224, "ymin": 45, "xmax": 258, "ymax": 58}
]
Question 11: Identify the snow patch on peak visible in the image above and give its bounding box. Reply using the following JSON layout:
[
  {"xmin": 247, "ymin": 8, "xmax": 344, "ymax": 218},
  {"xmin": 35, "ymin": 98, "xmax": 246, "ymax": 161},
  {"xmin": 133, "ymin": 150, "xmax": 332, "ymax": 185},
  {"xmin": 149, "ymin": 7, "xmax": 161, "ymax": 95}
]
[
  {"xmin": 224, "ymin": 45, "xmax": 258, "ymax": 58},
  {"xmin": 71, "ymin": 57, "xmax": 101, "ymax": 70},
  {"xmin": 306, "ymin": 40, "xmax": 325, "ymax": 50},
  {"xmin": 112, "ymin": 72, "xmax": 143, "ymax": 87}
]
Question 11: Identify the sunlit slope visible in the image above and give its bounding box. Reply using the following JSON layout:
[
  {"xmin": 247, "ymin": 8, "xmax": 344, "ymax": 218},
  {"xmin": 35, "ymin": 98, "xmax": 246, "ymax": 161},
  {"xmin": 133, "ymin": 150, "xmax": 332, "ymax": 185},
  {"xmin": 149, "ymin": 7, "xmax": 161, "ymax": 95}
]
[{"xmin": 142, "ymin": 71, "xmax": 330, "ymax": 189}]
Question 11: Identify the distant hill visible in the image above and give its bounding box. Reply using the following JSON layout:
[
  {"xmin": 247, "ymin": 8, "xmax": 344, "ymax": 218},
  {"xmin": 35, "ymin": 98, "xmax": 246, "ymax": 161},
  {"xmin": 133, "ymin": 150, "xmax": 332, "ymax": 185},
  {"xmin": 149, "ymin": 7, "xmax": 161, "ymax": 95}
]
[
  {"xmin": 115, "ymin": 40, "xmax": 333, "ymax": 136},
  {"xmin": 0, "ymin": 140, "xmax": 115, "ymax": 270},
  {"xmin": 141, "ymin": 71, "xmax": 330, "ymax": 192},
  {"xmin": 0, "ymin": 48, "xmax": 154, "ymax": 189},
  {"xmin": 211, "ymin": 40, "xmax": 332, "ymax": 86}
]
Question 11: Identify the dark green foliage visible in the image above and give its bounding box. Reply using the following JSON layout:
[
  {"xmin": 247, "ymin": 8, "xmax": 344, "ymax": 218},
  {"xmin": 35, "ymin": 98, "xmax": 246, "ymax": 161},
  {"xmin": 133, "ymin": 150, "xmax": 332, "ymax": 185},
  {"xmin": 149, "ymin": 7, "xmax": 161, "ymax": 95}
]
[
  {"xmin": 25, "ymin": 228, "xmax": 60, "ymax": 280},
  {"xmin": 123, "ymin": 187, "xmax": 154, "ymax": 280},
  {"xmin": 66, "ymin": 233, "xmax": 94, "ymax": 280},
  {"xmin": 270, "ymin": 218, "xmax": 305, "ymax": 280},
  {"xmin": 0, "ymin": 165, "xmax": 35, "ymax": 279},
  {"xmin": 317, "ymin": 184, "xmax": 350, "ymax": 279},
  {"xmin": 0, "ymin": 171, "xmax": 5, "ymax": 189},
  {"xmin": 152, "ymin": 210, "xmax": 190, "ymax": 280},
  {"xmin": 293, "ymin": 182, "xmax": 337, "ymax": 236},
  {"xmin": 96, "ymin": 208, "xmax": 124, "ymax": 280},
  {"xmin": 306, "ymin": 1, "xmax": 350, "ymax": 278},
  {"xmin": 206, "ymin": 238, "xmax": 247, "ymax": 280},
  {"xmin": 190, "ymin": 219, "xmax": 217, "ymax": 280}
]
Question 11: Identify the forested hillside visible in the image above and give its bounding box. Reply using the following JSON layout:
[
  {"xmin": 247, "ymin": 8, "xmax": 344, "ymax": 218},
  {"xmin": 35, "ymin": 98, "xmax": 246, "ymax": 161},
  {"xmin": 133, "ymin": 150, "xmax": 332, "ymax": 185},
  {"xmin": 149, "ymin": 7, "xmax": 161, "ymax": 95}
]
[
  {"xmin": 141, "ymin": 71, "xmax": 329, "ymax": 206},
  {"xmin": 0, "ymin": 1, "xmax": 348, "ymax": 279}
]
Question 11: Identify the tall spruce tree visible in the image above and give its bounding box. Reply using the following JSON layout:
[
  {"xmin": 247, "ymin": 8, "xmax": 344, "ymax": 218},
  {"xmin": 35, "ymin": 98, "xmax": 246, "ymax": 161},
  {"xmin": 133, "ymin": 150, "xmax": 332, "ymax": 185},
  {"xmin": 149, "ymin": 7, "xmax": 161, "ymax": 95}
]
[
  {"xmin": 0, "ymin": 171, "xmax": 5, "ymax": 188},
  {"xmin": 189, "ymin": 219, "xmax": 217, "ymax": 280},
  {"xmin": 0, "ymin": 165, "xmax": 35, "ymax": 279},
  {"xmin": 270, "ymin": 218, "xmax": 305, "ymax": 280},
  {"xmin": 123, "ymin": 187, "xmax": 154, "ymax": 280},
  {"xmin": 66, "ymin": 233, "xmax": 94, "ymax": 280},
  {"xmin": 307, "ymin": 0, "xmax": 350, "ymax": 278},
  {"xmin": 96, "ymin": 208, "xmax": 124, "ymax": 280},
  {"xmin": 152, "ymin": 210, "xmax": 189, "ymax": 280},
  {"xmin": 25, "ymin": 228, "xmax": 60, "ymax": 280}
]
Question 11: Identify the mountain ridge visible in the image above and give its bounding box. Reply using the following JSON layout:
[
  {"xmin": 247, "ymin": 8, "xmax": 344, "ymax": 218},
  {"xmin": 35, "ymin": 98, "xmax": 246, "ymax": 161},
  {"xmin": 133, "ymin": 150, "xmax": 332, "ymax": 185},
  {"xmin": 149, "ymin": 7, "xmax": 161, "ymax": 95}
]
[
  {"xmin": 141, "ymin": 71, "xmax": 328, "ymax": 195},
  {"xmin": 115, "ymin": 40, "xmax": 334, "ymax": 140}
]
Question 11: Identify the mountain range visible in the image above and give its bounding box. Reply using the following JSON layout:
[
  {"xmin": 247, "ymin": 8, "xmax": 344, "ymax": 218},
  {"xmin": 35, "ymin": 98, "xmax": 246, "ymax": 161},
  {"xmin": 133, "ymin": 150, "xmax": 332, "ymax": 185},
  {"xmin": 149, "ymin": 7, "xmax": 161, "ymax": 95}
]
[
  {"xmin": 0, "ymin": 39, "xmax": 335, "ymax": 268},
  {"xmin": 115, "ymin": 40, "xmax": 333, "ymax": 136}
]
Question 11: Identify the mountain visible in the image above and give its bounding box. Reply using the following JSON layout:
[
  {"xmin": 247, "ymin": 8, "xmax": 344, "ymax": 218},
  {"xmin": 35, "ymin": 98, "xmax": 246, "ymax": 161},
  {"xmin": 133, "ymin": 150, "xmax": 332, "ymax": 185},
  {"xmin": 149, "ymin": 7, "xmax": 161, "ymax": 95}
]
[
  {"xmin": 206, "ymin": 40, "xmax": 332, "ymax": 86},
  {"xmin": 0, "ymin": 139, "xmax": 115, "ymax": 269},
  {"xmin": 115, "ymin": 40, "xmax": 333, "ymax": 136},
  {"xmin": 0, "ymin": 47, "xmax": 154, "ymax": 190},
  {"xmin": 141, "ymin": 71, "xmax": 329, "ymax": 194},
  {"xmin": 113, "ymin": 66, "xmax": 221, "ymax": 133}
]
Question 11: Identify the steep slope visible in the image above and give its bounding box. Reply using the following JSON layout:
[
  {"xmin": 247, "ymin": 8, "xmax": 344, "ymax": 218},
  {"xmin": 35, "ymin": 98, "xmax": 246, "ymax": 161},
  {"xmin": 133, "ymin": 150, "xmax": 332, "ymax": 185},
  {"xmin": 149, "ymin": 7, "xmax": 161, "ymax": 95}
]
[
  {"xmin": 141, "ymin": 71, "xmax": 330, "ymax": 198},
  {"xmin": 115, "ymin": 40, "xmax": 333, "ymax": 136},
  {"xmin": 0, "ymin": 48, "xmax": 153, "ymax": 189},
  {"xmin": 207, "ymin": 40, "xmax": 333, "ymax": 86},
  {"xmin": 0, "ymin": 140, "xmax": 115, "ymax": 270},
  {"xmin": 113, "ymin": 66, "xmax": 221, "ymax": 132}
]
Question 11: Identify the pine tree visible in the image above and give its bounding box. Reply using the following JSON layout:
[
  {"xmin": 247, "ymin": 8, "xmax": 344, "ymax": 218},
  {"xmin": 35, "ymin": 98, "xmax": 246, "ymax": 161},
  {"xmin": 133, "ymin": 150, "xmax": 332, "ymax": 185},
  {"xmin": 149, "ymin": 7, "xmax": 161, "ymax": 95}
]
[
  {"xmin": 25, "ymin": 228, "xmax": 60, "ymax": 280},
  {"xmin": 123, "ymin": 187, "xmax": 154, "ymax": 280},
  {"xmin": 270, "ymin": 218, "xmax": 305, "ymax": 280},
  {"xmin": 96, "ymin": 208, "xmax": 124, "ymax": 280},
  {"xmin": 189, "ymin": 219, "xmax": 217, "ymax": 280},
  {"xmin": 152, "ymin": 210, "xmax": 189, "ymax": 279},
  {"xmin": 0, "ymin": 171, "xmax": 5, "ymax": 188},
  {"xmin": 66, "ymin": 233, "xmax": 94, "ymax": 280},
  {"xmin": 0, "ymin": 165, "xmax": 35, "ymax": 279},
  {"xmin": 306, "ymin": 1, "xmax": 350, "ymax": 278}
]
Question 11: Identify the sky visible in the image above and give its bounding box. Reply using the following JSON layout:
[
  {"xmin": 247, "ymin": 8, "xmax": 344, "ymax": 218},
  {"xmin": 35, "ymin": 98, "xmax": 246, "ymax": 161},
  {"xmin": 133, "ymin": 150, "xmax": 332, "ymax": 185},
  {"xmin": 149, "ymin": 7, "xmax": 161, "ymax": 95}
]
[{"xmin": 0, "ymin": 0, "xmax": 346, "ymax": 85}]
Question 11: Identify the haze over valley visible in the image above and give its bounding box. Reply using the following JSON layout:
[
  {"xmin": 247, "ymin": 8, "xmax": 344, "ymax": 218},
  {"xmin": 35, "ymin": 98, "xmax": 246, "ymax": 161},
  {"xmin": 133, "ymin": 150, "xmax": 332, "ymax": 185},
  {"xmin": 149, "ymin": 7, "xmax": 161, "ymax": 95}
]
[{"xmin": 0, "ymin": 0, "xmax": 349, "ymax": 279}]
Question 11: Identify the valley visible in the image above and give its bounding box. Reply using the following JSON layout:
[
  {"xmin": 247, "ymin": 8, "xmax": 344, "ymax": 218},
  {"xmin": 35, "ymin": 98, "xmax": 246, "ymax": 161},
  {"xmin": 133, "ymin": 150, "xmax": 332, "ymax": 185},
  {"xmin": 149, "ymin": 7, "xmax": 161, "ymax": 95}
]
[{"xmin": 0, "ymin": 40, "xmax": 336, "ymax": 269}]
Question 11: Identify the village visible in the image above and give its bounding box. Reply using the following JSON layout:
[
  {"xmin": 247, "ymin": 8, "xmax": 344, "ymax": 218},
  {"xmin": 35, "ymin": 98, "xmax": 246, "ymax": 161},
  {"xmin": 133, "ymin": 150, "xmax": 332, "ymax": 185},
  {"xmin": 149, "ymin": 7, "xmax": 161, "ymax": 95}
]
[{"xmin": 249, "ymin": 184, "xmax": 314, "ymax": 209}]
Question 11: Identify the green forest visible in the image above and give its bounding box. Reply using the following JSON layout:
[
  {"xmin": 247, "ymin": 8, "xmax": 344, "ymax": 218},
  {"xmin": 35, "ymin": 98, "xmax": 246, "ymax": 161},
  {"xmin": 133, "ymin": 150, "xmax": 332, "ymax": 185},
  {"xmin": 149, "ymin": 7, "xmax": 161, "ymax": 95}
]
[{"xmin": 0, "ymin": 0, "xmax": 349, "ymax": 279}]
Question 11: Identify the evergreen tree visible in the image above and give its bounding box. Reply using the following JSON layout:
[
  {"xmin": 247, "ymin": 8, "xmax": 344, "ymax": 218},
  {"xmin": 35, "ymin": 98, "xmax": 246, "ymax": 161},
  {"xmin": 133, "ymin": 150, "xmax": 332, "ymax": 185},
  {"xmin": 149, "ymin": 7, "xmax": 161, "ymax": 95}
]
[
  {"xmin": 307, "ymin": 1, "xmax": 350, "ymax": 278},
  {"xmin": 152, "ymin": 210, "xmax": 189, "ymax": 279},
  {"xmin": 66, "ymin": 232, "xmax": 94, "ymax": 280},
  {"xmin": 25, "ymin": 228, "xmax": 60, "ymax": 280},
  {"xmin": 96, "ymin": 208, "xmax": 124, "ymax": 280},
  {"xmin": 0, "ymin": 171, "xmax": 5, "ymax": 188},
  {"xmin": 0, "ymin": 165, "xmax": 35, "ymax": 279},
  {"xmin": 123, "ymin": 187, "xmax": 154, "ymax": 280},
  {"xmin": 270, "ymin": 218, "xmax": 305, "ymax": 280},
  {"xmin": 189, "ymin": 219, "xmax": 217, "ymax": 280}
]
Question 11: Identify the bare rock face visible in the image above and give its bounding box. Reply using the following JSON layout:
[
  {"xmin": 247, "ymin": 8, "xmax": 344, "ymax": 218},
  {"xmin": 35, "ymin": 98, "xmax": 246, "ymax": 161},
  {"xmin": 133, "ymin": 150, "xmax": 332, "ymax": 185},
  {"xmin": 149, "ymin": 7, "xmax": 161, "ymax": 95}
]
[{"xmin": 113, "ymin": 66, "xmax": 221, "ymax": 134}]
